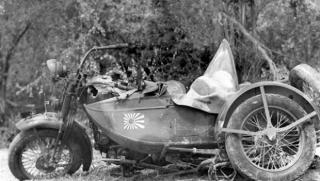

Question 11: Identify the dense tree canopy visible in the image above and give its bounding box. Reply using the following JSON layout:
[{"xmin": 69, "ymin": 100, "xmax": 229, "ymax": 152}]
[{"xmin": 0, "ymin": 0, "xmax": 320, "ymax": 124}]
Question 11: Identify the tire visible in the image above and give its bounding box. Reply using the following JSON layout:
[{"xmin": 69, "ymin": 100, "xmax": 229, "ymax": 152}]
[
  {"xmin": 290, "ymin": 63, "xmax": 320, "ymax": 107},
  {"xmin": 8, "ymin": 129, "xmax": 82, "ymax": 180},
  {"xmin": 225, "ymin": 94, "xmax": 316, "ymax": 181}
]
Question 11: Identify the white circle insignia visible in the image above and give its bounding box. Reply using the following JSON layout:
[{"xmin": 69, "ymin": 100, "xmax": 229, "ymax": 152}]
[{"xmin": 123, "ymin": 113, "xmax": 145, "ymax": 130}]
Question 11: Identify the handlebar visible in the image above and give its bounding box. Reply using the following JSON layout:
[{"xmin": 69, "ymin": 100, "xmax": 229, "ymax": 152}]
[
  {"xmin": 78, "ymin": 43, "xmax": 129, "ymax": 71},
  {"xmin": 86, "ymin": 76, "xmax": 134, "ymax": 91},
  {"xmin": 116, "ymin": 83, "xmax": 134, "ymax": 91}
]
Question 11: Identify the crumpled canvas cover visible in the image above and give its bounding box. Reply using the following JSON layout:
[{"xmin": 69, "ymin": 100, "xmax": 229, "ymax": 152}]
[{"xmin": 172, "ymin": 39, "xmax": 239, "ymax": 113}]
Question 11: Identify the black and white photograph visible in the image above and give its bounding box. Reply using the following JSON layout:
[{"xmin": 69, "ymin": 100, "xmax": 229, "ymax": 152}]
[{"xmin": 0, "ymin": 0, "xmax": 320, "ymax": 180}]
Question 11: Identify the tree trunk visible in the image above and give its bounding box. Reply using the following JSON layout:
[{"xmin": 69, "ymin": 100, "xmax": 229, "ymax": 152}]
[
  {"xmin": 0, "ymin": 22, "xmax": 30, "ymax": 124},
  {"xmin": 250, "ymin": 0, "xmax": 257, "ymax": 35},
  {"xmin": 240, "ymin": 0, "xmax": 246, "ymax": 26}
]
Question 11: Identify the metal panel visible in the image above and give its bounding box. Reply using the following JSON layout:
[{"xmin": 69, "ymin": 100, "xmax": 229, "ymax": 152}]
[{"xmin": 84, "ymin": 95, "xmax": 217, "ymax": 153}]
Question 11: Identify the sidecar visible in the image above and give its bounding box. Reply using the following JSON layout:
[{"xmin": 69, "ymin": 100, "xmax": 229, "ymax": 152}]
[
  {"xmin": 83, "ymin": 40, "xmax": 320, "ymax": 181},
  {"xmin": 84, "ymin": 40, "xmax": 238, "ymax": 152}
]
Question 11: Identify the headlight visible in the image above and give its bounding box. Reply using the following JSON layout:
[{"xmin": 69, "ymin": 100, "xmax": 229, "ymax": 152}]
[{"xmin": 46, "ymin": 59, "xmax": 68, "ymax": 78}]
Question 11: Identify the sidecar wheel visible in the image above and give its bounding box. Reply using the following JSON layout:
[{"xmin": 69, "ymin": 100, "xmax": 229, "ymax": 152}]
[
  {"xmin": 8, "ymin": 129, "xmax": 82, "ymax": 180},
  {"xmin": 225, "ymin": 94, "xmax": 316, "ymax": 181}
]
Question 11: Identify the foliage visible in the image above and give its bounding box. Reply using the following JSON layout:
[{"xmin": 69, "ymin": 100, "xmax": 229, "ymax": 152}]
[
  {"xmin": 0, "ymin": 0, "xmax": 319, "ymax": 126},
  {"xmin": 258, "ymin": 0, "xmax": 320, "ymax": 69}
]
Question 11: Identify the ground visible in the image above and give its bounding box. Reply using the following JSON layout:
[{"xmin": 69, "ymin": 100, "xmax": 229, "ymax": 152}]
[{"xmin": 0, "ymin": 148, "xmax": 320, "ymax": 181}]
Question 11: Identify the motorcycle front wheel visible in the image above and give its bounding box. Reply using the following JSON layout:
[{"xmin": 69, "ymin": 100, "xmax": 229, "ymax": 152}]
[
  {"xmin": 225, "ymin": 94, "xmax": 316, "ymax": 181},
  {"xmin": 8, "ymin": 128, "xmax": 82, "ymax": 180}
]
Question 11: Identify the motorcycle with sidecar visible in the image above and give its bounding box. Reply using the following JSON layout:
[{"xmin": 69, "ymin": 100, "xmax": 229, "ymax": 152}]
[{"xmin": 8, "ymin": 39, "xmax": 320, "ymax": 181}]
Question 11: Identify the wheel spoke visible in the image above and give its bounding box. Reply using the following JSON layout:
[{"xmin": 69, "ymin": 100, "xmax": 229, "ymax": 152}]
[
  {"xmin": 260, "ymin": 145, "xmax": 275, "ymax": 158},
  {"xmin": 284, "ymin": 130, "xmax": 300, "ymax": 136},
  {"xmin": 20, "ymin": 135, "xmax": 72, "ymax": 179},
  {"xmin": 275, "ymin": 146, "xmax": 289, "ymax": 167},
  {"xmin": 244, "ymin": 145, "xmax": 256, "ymax": 155},
  {"xmin": 241, "ymin": 135, "xmax": 254, "ymax": 141},
  {"xmin": 280, "ymin": 137, "xmax": 299, "ymax": 145},
  {"xmin": 270, "ymin": 149, "xmax": 275, "ymax": 170},
  {"xmin": 241, "ymin": 106, "xmax": 303, "ymax": 172},
  {"xmin": 267, "ymin": 150, "xmax": 273, "ymax": 169},
  {"xmin": 246, "ymin": 117, "xmax": 261, "ymax": 131},
  {"xmin": 261, "ymin": 143, "xmax": 266, "ymax": 167},
  {"xmin": 280, "ymin": 127, "xmax": 299, "ymax": 140},
  {"xmin": 254, "ymin": 143, "xmax": 265, "ymax": 167},
  {"xmin": 279, "ymin": 117, "xmax": 291, "ymax": 127},
  {"xmin": 253, "ymin": 114, "xmax": 263, "ymax": 130},
  {"xmin": 279, "ymin": 141, "xmax": 299, "ymax": 152}
]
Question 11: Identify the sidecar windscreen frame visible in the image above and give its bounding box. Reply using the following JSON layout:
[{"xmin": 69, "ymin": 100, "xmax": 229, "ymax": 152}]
[
  {"xmin": 78, "ymin": 44, "xmax": 129, "ymax": 72},
  {"xmin": 203, "ymin": 39, "xmax": 239, "ymax": 90}
]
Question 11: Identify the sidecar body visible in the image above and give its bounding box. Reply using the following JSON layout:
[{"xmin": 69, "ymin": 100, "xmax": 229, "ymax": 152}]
[
  {"xmin": 83, "ymin": 40, "xmax": 237, "ymax": 153},
  {"xmin": 83, "ymin": 40, "xmax": 320, "ymax": 155}
]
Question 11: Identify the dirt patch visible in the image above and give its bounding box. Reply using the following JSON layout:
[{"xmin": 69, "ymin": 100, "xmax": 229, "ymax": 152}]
[
  {"xmin": 0, "ymin": 149, "xmax": 17, "ymax": 181},
  {"xmin": 1, "ymin": 148, "xmax": 320, "ymax": 181}
]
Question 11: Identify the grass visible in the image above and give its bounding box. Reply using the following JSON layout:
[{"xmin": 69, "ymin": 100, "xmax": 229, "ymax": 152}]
[
  {"xmin": 0, "ymin": 114, "xmax": 19, "ymax": 148},
  {"xmin": 47, "ymin": 150, "xmax": 209, "ymax": 181},
  {"xmin": 49, "ymin": 169, "xmax": 207, "ymax": 181},
  {"xmin": 45, "ymin": 150, "xmax": 248, "ymax": 181}
]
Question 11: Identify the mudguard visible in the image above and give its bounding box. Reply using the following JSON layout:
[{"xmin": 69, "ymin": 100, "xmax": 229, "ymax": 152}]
[
  {"xmin": 16, "ymin": 112, "xmax": 92, "ymax": 171},
  {"xmin": 217, "ymin": 81, "xmax": 320, "ymax": 133}
]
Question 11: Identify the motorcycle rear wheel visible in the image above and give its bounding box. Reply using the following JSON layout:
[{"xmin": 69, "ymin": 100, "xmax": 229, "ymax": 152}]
[
  {"xmin": 225, "ymin": 94, "xmax": 316, "ymax": 181},
  {"xmin": 8, "ymin": 128, "xmax": 82, "ymax": 180}
]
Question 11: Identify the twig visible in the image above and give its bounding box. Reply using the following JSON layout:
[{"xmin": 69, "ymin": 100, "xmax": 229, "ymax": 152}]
[
  {"xmin": 15, "ymin": 73, "xmax": 44, "ymax": 95},
  {"xmin": 221, "ymin": 12, "xmax": 279, "ymax": 80},
  {"xmin": 6, "ymin": 99, "xmax": 17, "ymax": 107}
]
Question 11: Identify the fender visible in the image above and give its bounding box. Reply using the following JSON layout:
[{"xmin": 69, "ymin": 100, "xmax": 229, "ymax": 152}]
[
  {"xmin": 16, "ymin": 112, "xmax": 92, "ymax": 171},
  {"xmin": 217, "ymin": 81, "xmax": 320, "ymax": 133}
]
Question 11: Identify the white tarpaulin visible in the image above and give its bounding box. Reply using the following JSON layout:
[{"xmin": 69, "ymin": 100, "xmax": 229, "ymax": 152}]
[{"xmin": 172, "ymin": 39, "xmax": 239, "ymax": 113}]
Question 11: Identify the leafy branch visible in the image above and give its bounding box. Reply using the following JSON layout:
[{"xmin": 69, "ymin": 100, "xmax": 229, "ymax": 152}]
[{"xmin": 221, "ymin": 12, "xmax": 279, "ymax": 80}]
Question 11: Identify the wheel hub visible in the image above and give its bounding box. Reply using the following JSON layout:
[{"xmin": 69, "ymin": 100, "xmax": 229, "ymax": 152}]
[
  {"xmin": 35, "ymin": 154, "xmax": 55, "ymax": 172},
  {"xmin": 259, "ymin": 135, "xmax": 277, "ymax": 145},
  {"xmin": 265, "ymin": 127, "xmax": 277, "ymax": 141}
]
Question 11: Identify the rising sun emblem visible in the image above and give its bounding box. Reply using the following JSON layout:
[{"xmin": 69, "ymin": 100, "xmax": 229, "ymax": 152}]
[{"xmin": 123, "ymin": 113, "xmax": 145, "ymax": 130}]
